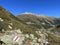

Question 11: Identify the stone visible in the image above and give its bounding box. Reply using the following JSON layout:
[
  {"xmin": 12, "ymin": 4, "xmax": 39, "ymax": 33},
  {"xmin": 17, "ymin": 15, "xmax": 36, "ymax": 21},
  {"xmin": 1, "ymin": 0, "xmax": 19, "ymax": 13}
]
[
  {"xmin": 30, "ymin": 34, "xmax": 34, "ymax": 39},
  {"xmin": 0, "ymin": 18, "xmax": 4, "ymax": 21},
  {"xmin": 8, "ymin": 25, "xmax": 12, "ymax": 29},
  {"xmin": 25, "ymin": 34, "xmax": 29, "ymax": 38},
  {"xmin": 15, "ymin": 29, "xmax": 22, "ymax": 33},
  {"xmin": 38, "ymin": 38, "xmax": 41, "ymax": 42}
]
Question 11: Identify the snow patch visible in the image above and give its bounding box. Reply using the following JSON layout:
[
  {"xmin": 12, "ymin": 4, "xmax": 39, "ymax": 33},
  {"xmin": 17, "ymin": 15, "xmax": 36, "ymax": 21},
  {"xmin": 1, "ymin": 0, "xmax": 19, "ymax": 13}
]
[{"xmin": 21, "ymin": 12, "xmax": 33, "ymax": 14}]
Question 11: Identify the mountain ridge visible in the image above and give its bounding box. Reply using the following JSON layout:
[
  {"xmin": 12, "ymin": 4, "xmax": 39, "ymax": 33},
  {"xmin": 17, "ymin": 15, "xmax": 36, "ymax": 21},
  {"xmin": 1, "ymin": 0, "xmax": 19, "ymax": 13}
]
[{"xmin": 17, "ymin": 14, "xmax": 60, "ymax": 29}]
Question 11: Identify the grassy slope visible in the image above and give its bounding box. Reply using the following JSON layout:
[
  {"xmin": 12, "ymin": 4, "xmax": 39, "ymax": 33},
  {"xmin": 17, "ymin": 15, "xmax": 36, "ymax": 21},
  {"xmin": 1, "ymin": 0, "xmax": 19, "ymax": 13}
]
[
  {"xmin": 17, "ymin": 14, "xmax": 60, "ymax": 29},
  {"xmin": 47, "ymin": 32, "xmax": 60, "ymax": 45},
  {"xmin": 0, "ymin": 6, "xmax": 39, "ymax": 37}
]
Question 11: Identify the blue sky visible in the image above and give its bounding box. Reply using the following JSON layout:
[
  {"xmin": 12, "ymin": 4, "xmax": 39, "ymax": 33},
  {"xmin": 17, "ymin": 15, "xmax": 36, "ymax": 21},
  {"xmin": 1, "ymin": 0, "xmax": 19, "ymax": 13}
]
[{"xmin": 0, "ymin": 0, "xmax": 60, "ymax": 17}]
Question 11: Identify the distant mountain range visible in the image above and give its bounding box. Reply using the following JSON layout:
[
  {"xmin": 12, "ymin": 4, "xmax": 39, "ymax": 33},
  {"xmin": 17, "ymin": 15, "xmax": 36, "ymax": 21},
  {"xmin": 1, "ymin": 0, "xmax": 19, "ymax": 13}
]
[{"xmin": 17, "ymin": 13, "xmax": 60, "ymax": 29}]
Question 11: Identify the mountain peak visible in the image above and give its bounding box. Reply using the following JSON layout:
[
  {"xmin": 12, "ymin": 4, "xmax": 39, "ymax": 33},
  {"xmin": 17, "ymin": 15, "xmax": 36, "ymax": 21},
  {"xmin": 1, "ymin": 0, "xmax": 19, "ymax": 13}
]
[
  {"xmin": 20, "ymin": 12, "xmax": 48, "ymax": 17},
  {"xmin": 21, "ymin": 12, "xmax": 34, "ymax": 14}
]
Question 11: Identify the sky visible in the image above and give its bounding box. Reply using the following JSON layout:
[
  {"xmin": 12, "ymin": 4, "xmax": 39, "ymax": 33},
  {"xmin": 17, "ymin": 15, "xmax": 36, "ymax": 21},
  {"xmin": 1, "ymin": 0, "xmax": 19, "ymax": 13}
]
[{"xmin": 0, "ymin": 0, "xmax": 60, "ymax": 17}]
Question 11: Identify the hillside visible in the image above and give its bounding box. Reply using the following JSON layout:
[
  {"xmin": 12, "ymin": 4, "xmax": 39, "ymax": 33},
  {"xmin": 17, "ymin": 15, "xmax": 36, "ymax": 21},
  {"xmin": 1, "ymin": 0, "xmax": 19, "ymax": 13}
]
[
  {"xmin": 0, "ymin": 6, "xmax": 38, "ymax": 34},
  {"xmin": 0, "ymin": 6, "xmax": 60, "ymax": 45},
  {"xmin": 17, "ymin": 13, "xmax": 60, "ymax": 29},
  {"xmin": 17, "ymin": 13, "xmax": 60, "ymax": 45},
  {"xmin": 0, "ymin": 6, "xmax": 41, "ymax": 45}
]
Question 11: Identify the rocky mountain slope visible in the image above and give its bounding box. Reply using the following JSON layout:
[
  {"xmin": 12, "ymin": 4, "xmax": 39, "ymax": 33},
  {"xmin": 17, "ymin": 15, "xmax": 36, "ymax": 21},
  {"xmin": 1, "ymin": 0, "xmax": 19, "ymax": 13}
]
[
  {"xmin": 17, "ymin": 13, "xmax": 60, "ymax": 34},
  {"xmin": 0, "ymin": 6, "xmax": 45, "ymax": 45},
  {"xmin": 0, "ymin": 6, "xmax": 60, "ymax": 45},
  {"xmin": 17, "ymin": 13, "xmax": 60, "ymax": 29},
  {"xmin": 0, "ymin": 6, "xmax": 41, "ymax": 45},
  {"xmin": 0, "ymin": 6, "xmax": 38, "ymax": 34},
  {"xmin": 17, "ymin": 12, "xmax": 60, "ymax": 45}
]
